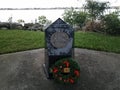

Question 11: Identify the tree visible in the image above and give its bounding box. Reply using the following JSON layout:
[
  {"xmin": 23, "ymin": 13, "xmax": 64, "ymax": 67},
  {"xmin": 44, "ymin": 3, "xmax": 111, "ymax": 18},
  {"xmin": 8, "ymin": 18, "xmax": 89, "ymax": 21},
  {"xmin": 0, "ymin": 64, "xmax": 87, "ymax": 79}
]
[
  {"xmin": 84, "ymin": 0, "xmax": 109, "ymax": 20},
  {"xmin": 44, "ymin": 19, "xmax": 52, "ymax": 29},
  {"xmin": 17, "ymin": 19, "xmax": 25, "ymax": 24},
  {"xmin": 17, "ymin": 19, "xmax": 25, "ymax": 26},
  {"xmin": 62, "ymin": 8, "xmax": 76, "ymax": 26},
  {"xmin": 62, "ymin": 8, "xmax": 88, "ymax": 28},
  {"xmin": 83, "ymin": 0, "xmax": 109, "ymax": 31},
  {"xmin": 38, "ymin": 15, "xmax": 47, "ymax": 26},
  {"xmin": 8, "ymin": 16, "xmax": 13, "ymax": 29},
  {"xmin": 103, "ymin": 12, "xmax": 120, "ymax": 35},
  {"xmin": 73, "ymin": 11, "xmax": 88, "ymax": 28},
  {"xmin": 8, "ymin": 16, "xmax": 12, "ymax": 23}
]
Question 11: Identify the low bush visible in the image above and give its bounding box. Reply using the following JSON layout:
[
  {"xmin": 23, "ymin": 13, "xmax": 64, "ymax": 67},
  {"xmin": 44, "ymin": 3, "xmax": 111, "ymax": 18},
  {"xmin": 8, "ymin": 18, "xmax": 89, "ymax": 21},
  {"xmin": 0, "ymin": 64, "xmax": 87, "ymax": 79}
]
[
  {"xmin": 82, "ymin": 21, "xmax": 104, "ymax": 33},
  {"xmin": 103, "ymin": 12, "xmax": 120, "ymax": 35}
]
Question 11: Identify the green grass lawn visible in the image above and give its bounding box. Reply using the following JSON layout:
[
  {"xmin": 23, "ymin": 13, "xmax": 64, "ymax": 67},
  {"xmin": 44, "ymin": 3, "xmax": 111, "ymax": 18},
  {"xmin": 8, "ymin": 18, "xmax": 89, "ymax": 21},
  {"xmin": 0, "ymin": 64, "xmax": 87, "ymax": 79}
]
[
  {"xmin": 0, "ymin": 30, "xmax": 44, "ymax": 54},
  {"xmin": 0, "ymin": 30, "xmax": 120, "ymax": 54},
  {"xmin": 75, "ymin": 31, "xmax": 120, "ymax": 53}
]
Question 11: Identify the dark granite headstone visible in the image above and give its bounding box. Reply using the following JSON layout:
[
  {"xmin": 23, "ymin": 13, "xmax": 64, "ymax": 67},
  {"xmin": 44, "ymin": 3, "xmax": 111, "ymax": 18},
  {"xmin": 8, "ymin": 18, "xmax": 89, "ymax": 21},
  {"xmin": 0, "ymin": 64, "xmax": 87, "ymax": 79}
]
[{"xmin": 43, "ymin": 18, "xmax": 74, "ymax": 79}]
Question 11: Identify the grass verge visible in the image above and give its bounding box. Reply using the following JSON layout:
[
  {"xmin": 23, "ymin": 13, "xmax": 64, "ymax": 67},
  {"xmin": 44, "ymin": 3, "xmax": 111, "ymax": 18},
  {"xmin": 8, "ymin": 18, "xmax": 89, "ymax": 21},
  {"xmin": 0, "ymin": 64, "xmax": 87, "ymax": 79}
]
[
  {"xmin": 0, "ymin": 30, "xmax": 120, "ymax": 54},
  {"xmin": 75, "ymin": 31, "xmax": 120, "ymax": 53},
  {"xmin": 0, "ymin": 30, "xmax": 44, "ymax": 54}
]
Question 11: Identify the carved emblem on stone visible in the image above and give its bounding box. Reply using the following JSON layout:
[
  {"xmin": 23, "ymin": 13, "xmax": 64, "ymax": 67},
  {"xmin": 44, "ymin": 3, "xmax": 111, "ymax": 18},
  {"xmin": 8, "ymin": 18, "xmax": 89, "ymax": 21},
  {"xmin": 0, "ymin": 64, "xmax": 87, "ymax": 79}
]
[{"xmin": 50, "ymin": 32, "xmax": 70, "ymax": 48}]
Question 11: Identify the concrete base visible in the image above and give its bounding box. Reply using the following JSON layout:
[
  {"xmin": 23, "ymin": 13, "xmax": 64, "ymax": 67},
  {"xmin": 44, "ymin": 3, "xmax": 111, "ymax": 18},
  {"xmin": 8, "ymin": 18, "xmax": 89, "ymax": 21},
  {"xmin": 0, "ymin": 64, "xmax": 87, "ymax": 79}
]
[{"xmin": 0, "ymin": 48, "xmax": 120, "ymax": 90}]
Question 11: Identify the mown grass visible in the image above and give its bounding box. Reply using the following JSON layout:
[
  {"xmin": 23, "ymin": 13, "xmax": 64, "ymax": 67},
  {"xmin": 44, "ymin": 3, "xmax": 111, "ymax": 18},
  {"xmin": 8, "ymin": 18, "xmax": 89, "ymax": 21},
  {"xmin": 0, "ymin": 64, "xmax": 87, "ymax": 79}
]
[
  {"xmin": 0, "ymin": 30, "xmax": 120, "ymax": 54},
  {"xmin": 0, "ymin": 30, "xmax": 44, "ymax": 54},
  {"xmin": 75, "ymin": 31, "xmax": 120, "ymax": 53}
]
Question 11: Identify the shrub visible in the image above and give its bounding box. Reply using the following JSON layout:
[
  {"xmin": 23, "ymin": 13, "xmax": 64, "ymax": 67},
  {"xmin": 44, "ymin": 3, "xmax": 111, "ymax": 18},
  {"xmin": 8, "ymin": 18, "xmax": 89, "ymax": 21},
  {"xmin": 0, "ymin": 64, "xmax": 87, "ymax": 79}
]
[
  {"xmin": 24, "ymin": 23, "xmax": 34, "ymax": 30},
  {"xmin": 0, "ymin": 22, "xmax": 10, "ymax": 29},
  {"xmin": 24, "ymin": 23, "xmax": 43, "ymax": 31},
  {"xmin": 103, "ymin": 12, "xmax": 120, "ymax": 35},
  {"xmin": 82, "ymin": 21, "xmax": 104, "ymax": 33},
  {"xmin": 0, "ymin": 22, "xmax": 23, "ymax": 30},
  {"xmin": 12, "ymin": 23, "xmax": 23, "ymax": 29}
]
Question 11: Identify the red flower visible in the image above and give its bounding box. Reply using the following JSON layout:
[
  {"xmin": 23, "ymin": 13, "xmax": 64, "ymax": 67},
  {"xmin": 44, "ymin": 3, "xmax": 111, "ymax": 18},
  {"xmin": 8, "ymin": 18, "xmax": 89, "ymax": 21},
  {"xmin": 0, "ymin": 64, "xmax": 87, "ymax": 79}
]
[
  {"xmin": 53, "ymin": 67, "xmax": 58, "ymax": 73},
  {"xmin": 69, "ymin": 78, "xmax": 74, "ymax": 84},
  {"xmin": 63, "ymin": 60, "xmax": 70, "ymax": 67},
  {"xmin": 74, "ymin": 70, "xmax": 80, "ymax": 77}
]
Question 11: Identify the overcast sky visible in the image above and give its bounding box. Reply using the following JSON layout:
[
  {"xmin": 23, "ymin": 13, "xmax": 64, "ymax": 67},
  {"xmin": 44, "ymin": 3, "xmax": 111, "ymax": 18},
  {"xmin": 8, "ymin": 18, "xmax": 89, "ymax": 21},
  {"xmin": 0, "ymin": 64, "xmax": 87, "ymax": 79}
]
[{"xmin": 0, "ymin": 0, "xmax": 119, "ymax": 23}]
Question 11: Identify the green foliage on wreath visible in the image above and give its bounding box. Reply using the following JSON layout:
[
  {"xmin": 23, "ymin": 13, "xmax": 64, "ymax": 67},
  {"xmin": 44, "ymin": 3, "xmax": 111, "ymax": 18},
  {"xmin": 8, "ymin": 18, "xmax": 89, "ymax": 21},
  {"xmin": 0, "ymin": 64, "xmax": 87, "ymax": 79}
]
[{"xmin": 50, "ymin": 58, "xmax": 80, "ymax": 84}]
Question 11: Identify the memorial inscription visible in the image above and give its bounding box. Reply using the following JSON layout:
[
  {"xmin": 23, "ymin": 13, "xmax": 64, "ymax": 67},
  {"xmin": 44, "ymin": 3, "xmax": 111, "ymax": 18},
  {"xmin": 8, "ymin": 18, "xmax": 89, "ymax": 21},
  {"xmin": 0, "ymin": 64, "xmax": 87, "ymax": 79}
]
[{"xmin": 50, "ymin": 32, "xmax": 70, "ymax": 48}]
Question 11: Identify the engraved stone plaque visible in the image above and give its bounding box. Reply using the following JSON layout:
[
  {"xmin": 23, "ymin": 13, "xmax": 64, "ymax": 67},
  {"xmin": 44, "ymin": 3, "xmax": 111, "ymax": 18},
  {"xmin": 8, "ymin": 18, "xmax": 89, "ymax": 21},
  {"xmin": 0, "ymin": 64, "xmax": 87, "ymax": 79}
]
[{"xmin": 50, "ymin": 32, "xmax": 70, "ymax": 48}]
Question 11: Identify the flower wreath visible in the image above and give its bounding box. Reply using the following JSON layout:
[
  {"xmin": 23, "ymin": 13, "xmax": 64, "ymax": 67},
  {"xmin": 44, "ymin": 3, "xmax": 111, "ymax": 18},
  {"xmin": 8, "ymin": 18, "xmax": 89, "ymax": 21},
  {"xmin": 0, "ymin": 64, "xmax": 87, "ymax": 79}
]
[{"xmin": 50, "ymin": 58, "xmax": 80, "ymax": 84}]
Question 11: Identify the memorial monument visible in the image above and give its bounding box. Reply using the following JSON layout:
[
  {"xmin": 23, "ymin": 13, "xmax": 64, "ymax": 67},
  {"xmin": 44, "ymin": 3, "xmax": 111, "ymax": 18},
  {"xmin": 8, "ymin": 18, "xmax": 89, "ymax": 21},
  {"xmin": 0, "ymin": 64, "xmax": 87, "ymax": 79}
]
[{"xmin": 43, "ymin": 18, "xmax": 75, "ymax": 79}]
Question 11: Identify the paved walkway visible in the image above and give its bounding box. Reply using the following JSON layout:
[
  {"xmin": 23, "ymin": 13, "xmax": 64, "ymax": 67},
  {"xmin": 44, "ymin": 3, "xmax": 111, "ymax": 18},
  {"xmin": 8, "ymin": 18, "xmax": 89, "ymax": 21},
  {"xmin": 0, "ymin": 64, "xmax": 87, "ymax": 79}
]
[{"xmin": 0, "ymin": 48, "xmax": 120, "ymax": 90}]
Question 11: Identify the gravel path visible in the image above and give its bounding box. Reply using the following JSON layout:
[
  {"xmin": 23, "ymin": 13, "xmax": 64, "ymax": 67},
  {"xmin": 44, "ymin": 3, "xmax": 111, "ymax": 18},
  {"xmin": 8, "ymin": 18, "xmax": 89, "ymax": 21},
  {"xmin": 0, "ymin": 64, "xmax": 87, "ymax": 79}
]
[{"xmin": 0, "ymin": 48, "xmax": 120, "ymax": 90}]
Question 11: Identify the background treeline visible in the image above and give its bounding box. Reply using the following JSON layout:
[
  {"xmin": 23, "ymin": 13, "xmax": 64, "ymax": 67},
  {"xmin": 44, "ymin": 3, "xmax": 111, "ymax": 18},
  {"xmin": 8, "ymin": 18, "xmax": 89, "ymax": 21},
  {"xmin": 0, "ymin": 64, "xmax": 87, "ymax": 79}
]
[
  {"xmin": 0, "ymin": 22, "xmax": 41, "ymax": 30},
  {"xmin": 62, "ymin": 0, "xmax": 120, "ymax": 35},
  {"xmin": 0, "ymin": 0, "xmax": 120, "ymax": 35},
  {"xmin": 0, "ymin": 16, "xmax": 52, "ymax": 31},
  {"xmin": 0, "ymin": 22, "xmax": 43, "ymax": 31}
]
